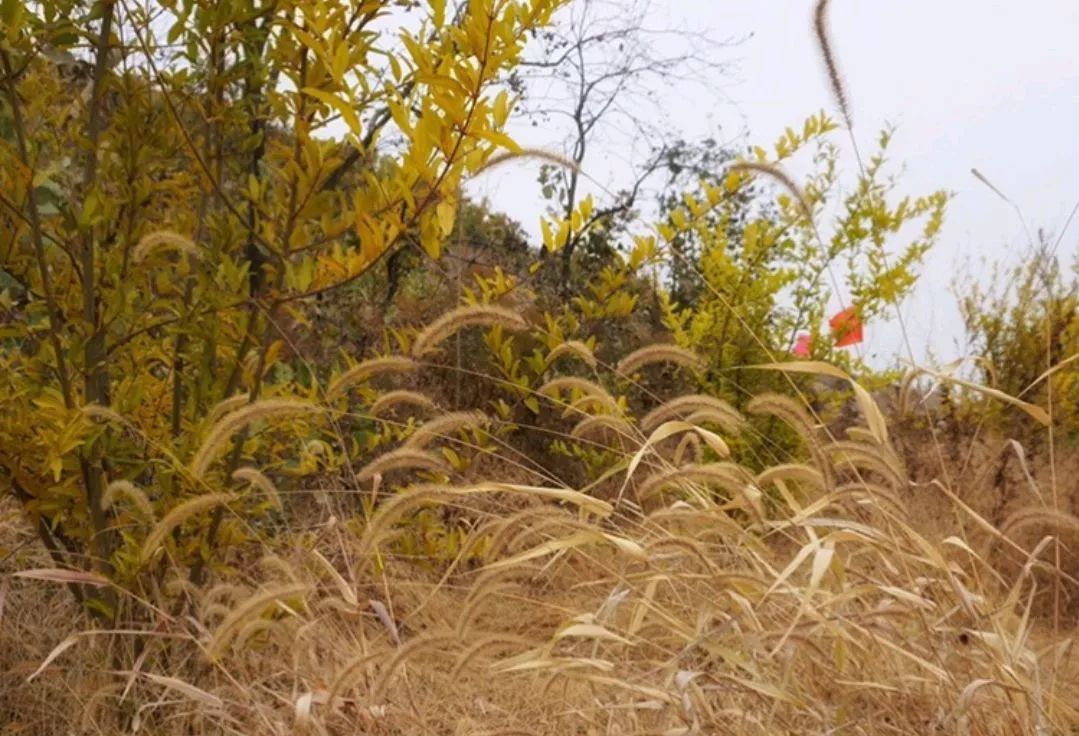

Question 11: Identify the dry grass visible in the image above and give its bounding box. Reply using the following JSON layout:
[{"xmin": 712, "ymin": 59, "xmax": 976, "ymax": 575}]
[{"xmin": 3, "ymin": 380, "xmax": 1077, "ymax": 735}]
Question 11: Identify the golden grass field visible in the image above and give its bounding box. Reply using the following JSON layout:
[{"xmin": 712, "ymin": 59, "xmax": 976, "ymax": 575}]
[{"xmin": 2, "ymin": 376, "xmax": 1076, "ymax": 735}]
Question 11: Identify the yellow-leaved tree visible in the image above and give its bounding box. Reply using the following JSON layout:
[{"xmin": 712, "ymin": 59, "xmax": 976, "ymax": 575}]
[{"xmin": 0, "ymin": 0, "xmax": 565, "ymax": 616}]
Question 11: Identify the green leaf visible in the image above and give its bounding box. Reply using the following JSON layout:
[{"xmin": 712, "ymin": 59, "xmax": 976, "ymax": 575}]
[{"xmin": 2, "ymin": 0, "xmax": 24, "ymax": 41}]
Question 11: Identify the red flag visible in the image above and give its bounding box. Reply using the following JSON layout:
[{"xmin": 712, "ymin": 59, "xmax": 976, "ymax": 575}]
[
  {"xmin": 829, "ymin": 307, "xmax": 863, "ymax": 348},
  {"xmin": 792, "ymin": 333, "xmax": 813, "ymax": 357}
]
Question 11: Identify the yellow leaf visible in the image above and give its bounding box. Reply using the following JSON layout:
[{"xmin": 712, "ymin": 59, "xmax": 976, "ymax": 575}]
[
  {"xmin": 436, "ymin": 198, "xmax": 457, "ymax": 237},
  {"xmin": 301, "ymin": 87, "xmax": 361, "ymax": 137},
  {"xmin": 478, "ymin": 128, "xmax": 521, "ymax": 154},
  {"xmin": 331, "ymin": 43, "xmax": 349, "ymax": 84},
  {"xmin": 420, "ymin": 217, "xmax": 442, "ymax": 259},
  {"xmin": 387, "ymin": 97, "xmax": 411, "ymax": 134},
  {"xmin": 540, "ymin": 218, "xmax": 556, "ymax": 252},
  {"xmin": 493, "ymin": 90, "xmax": 511, "ymax": 126},
  {"xmin": 430, "ymin": 0, "xmax": 446, "ymax": 27}
]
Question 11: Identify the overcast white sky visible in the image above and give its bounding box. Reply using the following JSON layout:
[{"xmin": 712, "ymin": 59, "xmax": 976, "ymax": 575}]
[{"xmin": 470, "ymin": 1, "xmax": 1079, "ymax": 367}]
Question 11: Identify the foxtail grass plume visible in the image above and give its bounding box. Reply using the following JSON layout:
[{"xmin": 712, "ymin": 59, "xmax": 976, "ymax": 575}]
[
  {"xmin": 403, "ymin": 410, "xmax": 489, "ymax": 449},
  {"xmin": 411, "ymin": 304, "xmax": 529, "ymax": 358},
  {"xmin": 729, "ymin": 160, "xmax": 813, "ymax": 220},
  {"xmin": 369, "ymin": 390, "xmax": 438, "ymax": 418},
  {"xmin": 205, "ymin": 583, "xmax": 312, "ymax": 661},
  {"xmin": 546, "ymin": 339, "xmax": 597, "ymax": 369},
  {"xmin": 326, "ymin": 356, "xmax": 417, "ymax": 399},
  {"xmin": 539, "ymin": 376, "xmax": 621, "ymax": 416},
  {"xmin": 189, "ymin": 399, "xmax": 318, "ymax": 480},
  {"xmin": 641, "ymin": 394, "xmax": 743, "ymax": 435},
  {"xmin": 141, "ymin": 493, "xmax": 233, "ymax": 563},
  {"xmin": 813, "ymin": 0, "xmax": 853, "ymax": 129},
  {"xmin": 570, "ymin": 414, "xmax": 635, "ymax": 443},
  {"xmin": 638, "ymin": 462, "xmax": 755, "ymax": 502},
  {"xmin": 101, "ymin": 479, "xmax": 154, "ymax": 518},
  {"xmin": 132, "ymin": 230, "xmax": 200, "ymax": 263},
  {"xmin": 617, "ymin": 344, "xmax": 704, "ymax": 376},
  {"xmin": 475, "ymin": 147, "xmax": 579, "ymax": 177},
  {"xmin": 356, "ymin": 447, "xmax": 449, "ymax": 483},
  {"xmin": 231, "ymin": 467, "xmax": 283, "ymax": 512}
]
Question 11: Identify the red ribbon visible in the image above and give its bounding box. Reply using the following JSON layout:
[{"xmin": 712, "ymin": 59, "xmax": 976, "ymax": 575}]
[{"xmin": 829, "ymin": 307, "xmax": 863, "ymax": 348}]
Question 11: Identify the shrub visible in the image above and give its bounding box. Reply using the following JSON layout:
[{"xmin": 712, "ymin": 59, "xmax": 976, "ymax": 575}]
[{"xmin": 958, "ymin": 245, "xmax": 1079, "ymax": 440}]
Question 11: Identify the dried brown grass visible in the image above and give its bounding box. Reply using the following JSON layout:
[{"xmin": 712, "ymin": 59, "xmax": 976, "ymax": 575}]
[{"xmin": 4, "ymin": 380, "xmax": 1077, "ymax": 735}]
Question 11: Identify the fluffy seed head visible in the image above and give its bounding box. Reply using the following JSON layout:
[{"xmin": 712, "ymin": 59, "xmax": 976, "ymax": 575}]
[
  {"xmin": 133, "ymin": 230, "xmax": 200, "ymax": 262},
  {"xmin": 813, "ymin": 0, "xmax": 853, "ymax": 129},
  {"xmin": 369, "ymin": 390, "xmax": 438, "ymax": 418},
  {"xmin": 403, "ymin": 411, "xmax": 489, "ymax": 449},
  {"xmin": 356, "ymin": 448, "xmax": 449, "ymax": 483},
  {"xmin": 327, "ymin": 356, "xmax": 417, "ymax": 399},
  {"xmin": 546, "ymin": 340, "xmax": 597, "ymax": 369},
  {"xmin": 641, "ymin": 395, "xmax": 744, "ymax": 435},
  {"xmin": 617, "ymin": 344, "xmax": 704, "ymax": 376},
  {"xmin": 189, "ymin": 399, "xmax": 318, "ymax": 480},
  {"xmin": 539, "ymin": 376, "xmax": 621, "ymax": 416},
  {"xmin": 412, "ymin": 304, "xmax": 529, "ymax": 358}
]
